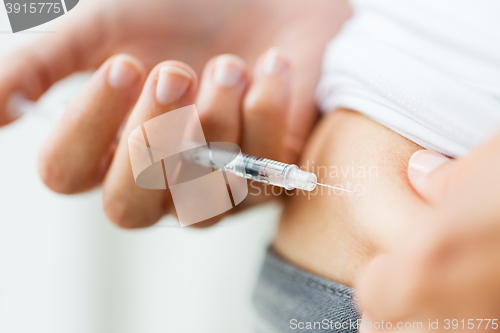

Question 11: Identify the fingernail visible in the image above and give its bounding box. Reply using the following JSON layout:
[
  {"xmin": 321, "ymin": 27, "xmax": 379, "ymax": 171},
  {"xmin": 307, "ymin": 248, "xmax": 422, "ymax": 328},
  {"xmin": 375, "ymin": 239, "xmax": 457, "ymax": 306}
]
[
  {"xmin": 108, "ymin": 55, "xmax": 142, "ymax": 89},
  {"xmin": 156, "ymin": 66, "xmax": 192, "ymax": 105},
  {"xmin": 408, "ymin": 150, "xmax": 451, "ymax": 178},
  {"xmin": 263, "ymin": 47, "xmax": 289, "ymax": 75},
  {"xmin": 213, "ymin": 55, "xmax": 245, "ymax": 87}
]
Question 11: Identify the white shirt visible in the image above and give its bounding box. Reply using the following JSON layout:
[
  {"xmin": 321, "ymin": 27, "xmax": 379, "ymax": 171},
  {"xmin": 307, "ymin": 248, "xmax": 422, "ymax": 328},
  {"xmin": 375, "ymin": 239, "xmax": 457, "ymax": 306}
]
[{"xmin": 316, "ymin": 0, "xmax": 500, "ymax": 157}]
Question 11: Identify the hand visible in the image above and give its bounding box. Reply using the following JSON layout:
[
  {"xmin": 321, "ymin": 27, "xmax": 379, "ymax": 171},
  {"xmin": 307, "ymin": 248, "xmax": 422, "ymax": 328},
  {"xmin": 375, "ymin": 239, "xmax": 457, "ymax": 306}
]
[
  {"xmin": 37, "ymin": 46, "xmax": 305, "ymax": 228},
  {"xmin": 357, "ymin": 135, "xmax": 500, "ymax": 331},
  {"xmin": 0, "ymin": 0, "xmax": 350, "ymax": 162}
]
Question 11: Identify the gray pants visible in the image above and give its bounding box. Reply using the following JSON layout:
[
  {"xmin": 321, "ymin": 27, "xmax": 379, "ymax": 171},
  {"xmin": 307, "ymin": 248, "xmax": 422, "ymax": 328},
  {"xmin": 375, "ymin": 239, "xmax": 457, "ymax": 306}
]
[{"xmin": 253, "ymin": 248, "xmax": 361, "ymax": 333}]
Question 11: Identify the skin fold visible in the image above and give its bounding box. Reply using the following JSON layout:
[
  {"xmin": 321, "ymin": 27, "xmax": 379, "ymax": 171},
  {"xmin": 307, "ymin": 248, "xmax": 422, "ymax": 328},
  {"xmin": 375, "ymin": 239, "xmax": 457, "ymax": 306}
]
[
  {"xmin": 5, "ymin": 0, "xmax": 500, "ymax": 327},
  {"xmin": 358, "ymin": 120, "xmax": 500, "ymax": 332},
  {"xmin": 274, "ymin": 108, "xmax": 429, "ymax": 287}
]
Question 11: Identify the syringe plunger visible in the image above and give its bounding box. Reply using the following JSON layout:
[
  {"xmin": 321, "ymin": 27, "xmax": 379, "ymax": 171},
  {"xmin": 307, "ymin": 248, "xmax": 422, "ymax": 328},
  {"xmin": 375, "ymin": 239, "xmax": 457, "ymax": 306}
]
[{"xmin": 181, "ymin": 142, "xmax": 319, "ymax": 191}]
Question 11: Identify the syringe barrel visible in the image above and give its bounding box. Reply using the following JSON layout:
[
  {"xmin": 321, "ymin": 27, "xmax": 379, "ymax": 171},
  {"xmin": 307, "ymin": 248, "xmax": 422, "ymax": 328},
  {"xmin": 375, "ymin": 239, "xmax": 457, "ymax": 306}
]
[
  {"xmin": 240, "ymin": 156, "xmax": 293, "ymax": 189},
  {"xmin": 180, "ymin": 142, "xmax": 317, "ymax": 191}
]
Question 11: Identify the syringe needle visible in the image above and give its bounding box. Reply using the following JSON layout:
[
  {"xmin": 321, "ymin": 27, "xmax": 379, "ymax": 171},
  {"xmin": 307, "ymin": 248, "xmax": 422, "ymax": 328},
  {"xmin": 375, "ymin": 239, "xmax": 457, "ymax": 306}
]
[{"xmin": 316, "ymin": 183, "xmax": 357, "ymax": 194}]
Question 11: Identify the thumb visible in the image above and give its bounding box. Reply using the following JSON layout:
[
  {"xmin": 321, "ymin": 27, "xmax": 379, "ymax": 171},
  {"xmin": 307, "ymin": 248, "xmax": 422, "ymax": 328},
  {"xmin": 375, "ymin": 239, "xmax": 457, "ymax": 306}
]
[
  {"xmin": 407, "ymin": 150, "xmax": 455, "ymax": 205},
  {"xmin": 0, "ymin": 9, "xmax": 111, "ymax": 126}
]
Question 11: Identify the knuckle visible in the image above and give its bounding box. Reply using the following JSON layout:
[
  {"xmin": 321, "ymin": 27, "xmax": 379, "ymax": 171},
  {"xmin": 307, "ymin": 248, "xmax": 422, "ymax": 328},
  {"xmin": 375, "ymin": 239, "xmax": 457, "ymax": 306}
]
[
  {"xmin": 103, "ymin": 195, "xmax": 158, "ymax": 229},
  {"xmin": 244, "ymin": 89, "xmax": 286, "ymax": 122},
  {"xmin": 199, "ymin": 109, "xmax": 235, "ymax": 135},
  {"xmin": 38, "ymin": 152, "xmax": 82, "ymax": 194},
  {"xmin": 103, "ymin": 196, "xmax": 140, "ymax": 229},
  {"xmin": 103, "ymin": 198, "xmax": 140, "ymax": 229}
]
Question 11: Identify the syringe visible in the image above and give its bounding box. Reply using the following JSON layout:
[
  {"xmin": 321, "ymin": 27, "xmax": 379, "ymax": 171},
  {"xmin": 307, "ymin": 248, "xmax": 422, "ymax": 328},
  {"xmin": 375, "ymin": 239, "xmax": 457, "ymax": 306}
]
[
  {"xmin": 10, "ymin": 92, "xmax": 353, "ymax": 194},
  {"xmin": 181, "ymin": 142, "xmax": 355, "ymax": 193}
]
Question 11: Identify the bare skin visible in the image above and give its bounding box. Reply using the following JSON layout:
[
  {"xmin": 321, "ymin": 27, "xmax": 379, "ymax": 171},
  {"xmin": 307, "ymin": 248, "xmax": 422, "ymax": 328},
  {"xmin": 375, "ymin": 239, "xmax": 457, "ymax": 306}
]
[
  {"xmin": 5, "ymin": 0, "xmax": 499, "ymax": 327},
  {"xmin": 274, "ymin": 108, "xmax": 428, "ymax": 287},
  {"xmin": 0, "ymin": 0, "xmax": 351, "ymax": 229},
  {"xmin": 2, "ymin": 0, "xmax": 435, "ymax": 294},
  {"xmin": 0, "ymin": 0, "xmax": 351, "ymax": 166},
  {"xmin": 358, "ymin": 128, "xmax": 500, "ymax": 332}
]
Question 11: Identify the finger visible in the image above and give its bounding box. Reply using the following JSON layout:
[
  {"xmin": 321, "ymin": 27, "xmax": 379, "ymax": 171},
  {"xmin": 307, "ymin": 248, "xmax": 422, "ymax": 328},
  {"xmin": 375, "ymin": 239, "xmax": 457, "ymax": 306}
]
[
  {"xmin": 38, "ymin": 55, "xmax": 146, "ymax": 194},
  {"xmin": 358, "ymin": 244, "xmax": 439, "ymax": 326},
  {"xmin": 358, "ymin": 255, "xmax": 399, "ymax": 322},
  {"xmin": 191, "ymin": 55, "xmax": 249, "ymax": 228},
  {"xmin": 0, "ymin": 10, "xmax": 112, "ymax": 126},
  {"xmin": 196, "ymin": 54, "xmax": 248, "ymax": 143},
  {"xmin": 241, "ymin": 47, "xmax": 291, "ymax": 161},
  {"xmin": 407, "ymin": 150, "xmax": 455, "ymax": 204},
  {"xmin": 103, "ymin": 61, "xmax": 198, "ymax": 229}
]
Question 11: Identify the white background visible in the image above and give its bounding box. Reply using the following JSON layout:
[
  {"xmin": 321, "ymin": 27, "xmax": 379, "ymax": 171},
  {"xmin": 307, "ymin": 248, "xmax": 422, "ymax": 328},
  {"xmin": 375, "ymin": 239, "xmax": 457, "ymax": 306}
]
[{"xmin": 0, "ymin": 8, "xmax": 278, "ymax": 333}]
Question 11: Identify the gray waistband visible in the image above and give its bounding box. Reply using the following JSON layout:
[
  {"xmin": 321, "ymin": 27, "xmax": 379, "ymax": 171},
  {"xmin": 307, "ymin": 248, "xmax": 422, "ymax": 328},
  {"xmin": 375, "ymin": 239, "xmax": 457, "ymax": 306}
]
[{"xmin": 252, "ymin": 248, "xmax": 361, "ymax": 333}]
